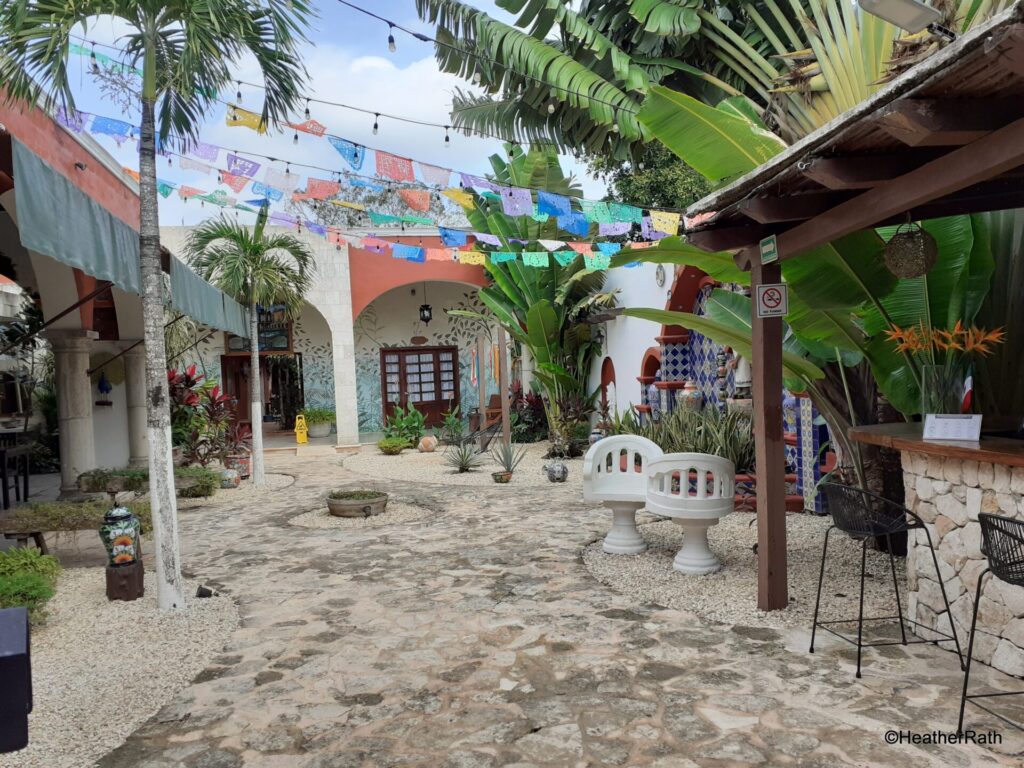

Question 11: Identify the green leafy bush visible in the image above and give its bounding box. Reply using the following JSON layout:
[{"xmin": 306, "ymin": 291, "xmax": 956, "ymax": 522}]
[
  {"xmin": 175, "ymin": 466, "xmax": 220, "ymax": 498},
  {"xmin": 78, "ymin": 466, "xmax": 219, "ymax": 498},
  {"xmin": 0, "ymin": 500, "xmax": 151, "ymax": 534},
  {"xmin": 446, "ymin": 443, "xmax": 485, "ymax": 473},
  {"xmin": 0, "ymin": 547, "xmax": 60, "ymax": 621},
  {"xmin": 377, "ymin": 437, "xmax": 408, "ymax": 455},
  {"xmin": 302, "ymin": 407, "xmax": 336, "ymax": 425},
  {"xmin": 0, "ymin": 572, "xmax": 55, "ymax": 620},
  {"xmin": 0, "ymin": 547, "xmax": 60, "ymax": 584},
  {"xmin": 439, "ymin": 406, "xmax": 464, "ymax": 445},
  {"xmin": 383, "ymin": 404, "xmax": 426, "ymax": 445}
]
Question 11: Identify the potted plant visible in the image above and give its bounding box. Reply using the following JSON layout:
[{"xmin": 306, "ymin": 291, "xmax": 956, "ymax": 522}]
[
  {"xmin": 302, "ymin": 407, "xmax": 336, "ymax": 438},
  {"xmin": 377, "ymin": 437, "xmax": 407, "ymax": 455},
  {"xmin": 221, "ymin": 423, "xmax": 253, "ymax": 480},
  {"xmin": 490, "ymin": 441, "xmax": 526, "ymax": 483},
  {"xmin": 445, "ymin": 443, "xmax": 485, "ymax": 473},
  {"xmin": 327, "ymin": 489, "xmax": 388, "ymax": 518}
]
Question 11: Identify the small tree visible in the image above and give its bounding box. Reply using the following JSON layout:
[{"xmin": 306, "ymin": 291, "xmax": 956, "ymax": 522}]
[
  {"xmin": 185, "ymin": 205, "xmax": 315, "ymax": 485},
  {"xmin": 0, "ymin": 1, "xmax": 312, "ymax": 611}
]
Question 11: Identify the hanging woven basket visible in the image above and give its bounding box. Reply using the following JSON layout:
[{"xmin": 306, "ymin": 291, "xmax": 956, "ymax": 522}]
[{"xmin": 883, "ymin": 222, "xmax": 938, "ymax": 278}]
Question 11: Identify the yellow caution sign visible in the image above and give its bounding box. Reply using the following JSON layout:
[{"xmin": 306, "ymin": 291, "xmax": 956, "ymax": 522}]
[{"xmin": 294, "ymin": 414, "xmax": 308, "ymax": 444}]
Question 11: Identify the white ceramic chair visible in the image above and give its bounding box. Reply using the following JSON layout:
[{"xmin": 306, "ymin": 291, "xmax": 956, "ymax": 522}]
[
  {"xmin": 583, "ymin": 435, "xmax": 663, "ymax": 555},
  {"xmin": 646, "ymin": 453, "xmax": 735, "ymax": 574}
]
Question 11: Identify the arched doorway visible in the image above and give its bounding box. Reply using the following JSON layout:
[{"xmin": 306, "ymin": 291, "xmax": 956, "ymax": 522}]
[{"xmin": 600, "ymin": 356, "xmax": 616, "ymax": 412}]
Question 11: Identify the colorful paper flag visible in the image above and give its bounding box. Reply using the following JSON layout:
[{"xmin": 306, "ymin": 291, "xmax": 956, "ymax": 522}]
[
  {"xmin": 419, "ymin": 163, "xmax": 452, "ymax": 187},
  {"xmin": 219, "ymin": 172, "xmax": 249, "ymax": 193},
  {"xmin": 178, "ymin": 186, "xmax": 203, "ymax": 200},
  {"xmin": 499, "ymin": 186, "xmax": 533, "ymax": 217},
  {"xmin": 288, "ymin": 119, "xmax": 327, "ymax": 137},
  {"xmin": 557, "ymin": 212, "xmax": 590, "ymax": 237},
  {"xmin": 425, "ymin": 248, "xmax": 455, "ymax": 262},
  {"xmin": 226, "ymin": 104, "xmax": 267, "ymax": 134},
  {"xmin": 226, "ymin": 154, "xmax": 261, "ymax": 178},
  {"xmin": 599, "ymin": 222, "xmax": 631, "ymax": 236},
  {"xmin": 553, "ymin": 251, "xmax": 577, "ymax": 266},
  {"xmin": 297, "ymin": 177, "xmax": 342, "ymax": 200},
  {"xmin": 327, "ymin": 137, "xmax": 365, "ymax": 171},
  {"xmin": 264, "ymin": 167, "xmax": 300, "ymax": 193},
  {"xmin": 179, "ymin": 157, "xmax": 213, "ymax": 174},
  {"xmin": 474, "ymin": 233, "xmax": 501, "ymax": 247},
  {"xmin": 305, "ymin": 222, "xmax": 327, "ymax": 236},
  {"xmin": 376, "ymin": 151, "xmax": 415, "ymax": 182},
  {"xmin": 609, "ymin": 202, "xmax": 643, "ymax": 223},
  {"xmin": 56, "ymin": 107, "xmax": 87, "ymax": 133},
  {"xmin": 399, "ymin": 189, "xmax": 431, "ymax": 212},
  {"xmin": 567, "ymin": 242, "xmax": 592, "ymax": 254},
  {"xmin": 187, "ymin": 141, "xmax": 220, "ymax": 162},
  {"xmin": 330, "ymin": 200, "xmax": 366, "ymax": 211},
  {"xmin": 439, "ymin": 228, "xmax": 469, "ymax": 247},
  {"xmin": 368, "ymin": 211, "xmax": 402, "ymax": 226},
  {"xmin": 584, "ymin": 254, "xmax": 611, "ymax": 270},
  {"xmin": 649, "ymin": 210, "xmax": 681, "ymax": 236},
  {"xmin": 350, "ymin": 178, "xmax": 384, "ymax": 191},
  {"xmin": 269, "ymin": 212, "xmax": 297, "ymax": 228},
  {"xmin": 91, "ymin": 116, "xmax": 133, "ymax": 144},
  {"xmin": 156, "ymin": 181, "xmax": 175, "ymax": 198},
  {"xmin": 459, "ymin": 251, "xmax": 486, "ymax": 265},
  {"xmin": 391, "ymin": 243, "xmax": 425, "ymax": 262},
  {"xmin": 522, "ymin": 252, "xmax": 550, "ymax": 268},
  {"xmin": 596, "ymin": 242, "xmax": 622, "ymax": 257},
  {"xmin": 580, "ymin": 200, "xmax": 613, "ymax": 224},
  {"xmin": 537, "ymin": 190, "xmax": 571, "ymax": 217},
  {"xmin": 250, "ymin": 181, "xmax": 283, "ymax": 202},
  {"xmin": 460, "ymin": 173, "xmax": 496, "ymax": 191},
  {"xmin": 490, "ymin": 252, "xmax": 517, "ymax": 263},
  {"xmin": 641, "ymin": 216, "xmax": 668, "ymax": 241},
  {"xmin": 362, "ymin": 237, "xmax": 391, "ymax": 254},
  {"xmin": 443, "ymin": 187, "xmax": 475, "ymax": 208}
]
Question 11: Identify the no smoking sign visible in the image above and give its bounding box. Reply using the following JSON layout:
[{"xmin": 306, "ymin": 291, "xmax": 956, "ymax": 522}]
[{"xmin": 756, "ymin": 283, "xmax": 788, "ymax": 318}]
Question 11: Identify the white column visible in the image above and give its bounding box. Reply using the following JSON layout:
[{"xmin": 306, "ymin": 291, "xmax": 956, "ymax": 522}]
[
  {"xmin": 123, "ymin": 344, "xmax": 148, "ymax": 466},
  {"xmin": 47, "ymin": 330, "xmax": 98, "ymax": 495}
]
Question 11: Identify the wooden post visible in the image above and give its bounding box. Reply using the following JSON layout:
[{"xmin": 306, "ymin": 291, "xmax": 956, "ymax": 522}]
[
  {"xmin": 105, "ymin": 560, "xmax": 145, "ymax": 601},
  {"xmin": 751, "ymin": 260, "xmax": 788, "ymax": 611},
  {"xmin": 497, "ymin": 327, "xmax": 511, "ymax": 445}
]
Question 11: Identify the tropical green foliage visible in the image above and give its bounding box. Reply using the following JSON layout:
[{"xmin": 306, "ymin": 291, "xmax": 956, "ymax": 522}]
[
  {"xmin": 446, "ymin": 443, "xmax": 486, "ymax": 473},
  {"xmin": 588, "ymin": 144, "xmax": 710, "ymax": 211},
  {"xmin": 438, "ymin": 406, "xmax": 465, "ymax": 445},
  {"xmin": 447, "ymin": 146, "xmax": 617, "ymax": 443},
  {"xmin": 491, "ymin": 441, "xmax": 527, "ymax": 473},
  {"xmin": 301, "ymin": 407, "xmax": 337, "ymax": 426},
  {"xmin": 383, "ymin": 404, "xmax": 426, "ymax": 446},
  {"xmin": 0, "ymin": 547, "xmax": 60, "ymax": 621},
  {"xmin": 377, "ymin": 437, "xmax": 408, "ymax": 456}
]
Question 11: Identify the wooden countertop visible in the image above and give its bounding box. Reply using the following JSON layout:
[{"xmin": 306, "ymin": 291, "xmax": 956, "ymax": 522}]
[{"xmin": 849, "ymin": 423, "xmax": 1024, "ymax": 468}]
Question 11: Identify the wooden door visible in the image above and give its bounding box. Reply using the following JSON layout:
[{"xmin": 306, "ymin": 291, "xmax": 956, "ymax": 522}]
[{"xmin": 381, "ymin": 346, "xmax": 459, "ymax": 426}]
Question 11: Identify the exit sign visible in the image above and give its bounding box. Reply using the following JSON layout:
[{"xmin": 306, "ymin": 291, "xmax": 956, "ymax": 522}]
[{"xmin": 760, "ymin": 234, "xmax": 778, "ymax": 265}]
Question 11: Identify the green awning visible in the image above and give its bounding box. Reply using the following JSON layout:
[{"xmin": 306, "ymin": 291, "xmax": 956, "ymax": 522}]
[
  {"xmin": 170, "ymin": 256, "xmax": 249, "ymax": 338},
  {"xmin": 12, "ymin": 138, "xmax": 249, "ymax": 338}
]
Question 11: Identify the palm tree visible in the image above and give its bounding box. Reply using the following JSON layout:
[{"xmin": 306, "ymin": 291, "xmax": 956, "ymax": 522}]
[
  {"xmin": 0, "ymin": 1, "xmax": 311, "ymax": 611},
  {"xmin": 185, "ymin": 205, "xmax": 315, "ymax": 486}
]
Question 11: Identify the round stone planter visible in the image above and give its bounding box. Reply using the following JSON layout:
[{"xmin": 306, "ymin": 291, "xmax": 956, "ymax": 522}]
[
  {"xmin": 223, "ymin": 453, "xmax": 251, "ymax": 479},
  {"xmin": 307, "ymin": 422, "xmax": 332, "ymax": 439},
  {"xmin": 492, "ymin": 471, "xmax": 513, "ymax": 484},
  {"xmin": 327, "ymin": 492, "xmax": 388, "ymax": 518}
]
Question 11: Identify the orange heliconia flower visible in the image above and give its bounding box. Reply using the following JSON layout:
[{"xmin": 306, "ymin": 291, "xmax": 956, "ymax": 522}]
[{"xmin": 886, "ymin": 322, "xmax": 1005, "ymax": 357}]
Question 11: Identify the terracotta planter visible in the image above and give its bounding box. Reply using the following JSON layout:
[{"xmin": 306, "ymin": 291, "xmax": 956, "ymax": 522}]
[
  {"xmin": 307, "ymin": 422, "xmax": 332, "ymax": 438},
  {"xmin": 492, "ymin": 471, "xmax": 513, "ymax": 484},
  {"xmin": 223, "ymin": 454, "xmax": 251, "ymax": 479},
  {"xmin": 327, "ymin": 493, "xmax": 388, "ymax": 518}
]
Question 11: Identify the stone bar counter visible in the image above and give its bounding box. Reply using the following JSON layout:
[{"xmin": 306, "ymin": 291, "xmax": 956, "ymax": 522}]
[{"xmin": 850, "ymin": 423, "xmax": 1024, "ymax": 678}]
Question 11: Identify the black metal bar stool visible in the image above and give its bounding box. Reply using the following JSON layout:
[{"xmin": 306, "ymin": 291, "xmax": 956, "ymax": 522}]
[
  {"xmin": 958, "ymin": 512, "xmax": 1024, "ymax": 733},
  {"xmin": 811, "ymin": 483, "xmax": 963, "ymax": 678}
]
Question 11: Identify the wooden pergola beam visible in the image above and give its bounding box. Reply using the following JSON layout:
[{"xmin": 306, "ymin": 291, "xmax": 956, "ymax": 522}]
[
  {"xmin": 736, "ymin": 191, "xmax": 852, "ymax": 224},
  {"xmin": 687, "ymin": 224, "xmax": 774, "ymax": 252},
  {"xmin": 775, "ymin": 116, "xmax": 1024, "ymax": 261},
  {"xmin": 875, "ymin": 98, "xmax": 1024, "ymax": 147},
  {"xmin": 800, "ymin": 150, "xmax": 944, "ymax": 189}
]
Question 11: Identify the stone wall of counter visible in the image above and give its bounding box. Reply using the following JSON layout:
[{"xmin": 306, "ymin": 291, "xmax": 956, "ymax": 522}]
[{"xmin": 903, "ymin": 450, "xmax": 1024, "ymax": 678}]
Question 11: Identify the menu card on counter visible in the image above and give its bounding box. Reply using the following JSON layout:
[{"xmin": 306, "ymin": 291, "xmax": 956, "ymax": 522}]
[{"xmin": 923, "ymin": 414, "xmax": 983, "ymax": 442}]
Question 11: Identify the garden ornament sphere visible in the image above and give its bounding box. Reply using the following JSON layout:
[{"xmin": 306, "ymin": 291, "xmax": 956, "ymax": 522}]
[
  {"xmin": 544, "ymin": 461, "xmax": 569, "ymax": 483},
  {"xmin": 883, "ymin": 222, "xmax": 937, "ymax": 278}
]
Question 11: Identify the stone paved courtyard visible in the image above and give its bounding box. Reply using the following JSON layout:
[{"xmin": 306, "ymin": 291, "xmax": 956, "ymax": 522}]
[{"xmin": 90, "ymin": 453, "xmax": 1024, "ymax": 767}]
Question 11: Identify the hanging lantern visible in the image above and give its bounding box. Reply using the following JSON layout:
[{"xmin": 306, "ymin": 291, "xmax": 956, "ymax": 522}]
[
  {"xmin": 419, "ymin": 303, "xmax": 433, "ymax": 324},
  {"xmin": 883, "ymin": 221, "xmax": 937, "ymax": 278}
]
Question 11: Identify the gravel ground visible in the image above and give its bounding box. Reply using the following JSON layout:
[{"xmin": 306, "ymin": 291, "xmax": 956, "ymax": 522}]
[
  {"xmin": 0, "ymin": 570, "xmax": 239, "ymax": 768},
  {"xmin": 290, "ymin": 500, "xmax": 434, "ymax": 529},
  {"xmin": 584, "ymin": 511, "xmax": 908, "ymax": 630},
  {"xmin": 178, "ymin": 471, "xmax": 294, "ymax": 509},
  {"xmin": 343, "ymin": 443, "xmax": 584, "ymax": 488}
]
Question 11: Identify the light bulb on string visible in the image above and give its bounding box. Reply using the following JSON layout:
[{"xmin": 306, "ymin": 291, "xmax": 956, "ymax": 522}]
[
  {"xmin": 472, "ymin": 71, "xmax": 481, "ymax": 85},
  {"xmin": 90, "ymin": 45, "xmax": 99, "ymax": 74},
  {"xmin": 235, "ymin": 81, "xmax": 242, "ymax": 102},
  {"xmin": 388, "ymin": 24, "xmax": 396, "ymax": 53},
  {"xmin": 372, "ymin": 114, "xmax": 379, "ymax": 135},
  {"xmin": 547, "ymin": 101, "xmax": 556, "ymax": 114},
  {"xmin": 444, "ymin": 126, "xmax": 451, "ymax": 148},
  {"xmin": 304, "ymin": 99, "xmax": 311, "ymax": 121},
  {"xmin": 293, "ymin": 131, "xmax": 299, "ymax": 145}
]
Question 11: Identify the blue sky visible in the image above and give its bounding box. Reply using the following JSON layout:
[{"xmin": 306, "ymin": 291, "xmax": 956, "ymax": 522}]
[{"xmin": 63, "ymin": 0, "xmax": 604, "ymax": 227}]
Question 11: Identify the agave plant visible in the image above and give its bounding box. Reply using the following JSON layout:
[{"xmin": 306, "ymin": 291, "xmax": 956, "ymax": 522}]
[
  {"xmin": 446, "ymin": 443, "xmax": 486, "ymax": 473},
  {"xmin": 491, "ymin": 441, "xmax": 527, "ymax": 474}
]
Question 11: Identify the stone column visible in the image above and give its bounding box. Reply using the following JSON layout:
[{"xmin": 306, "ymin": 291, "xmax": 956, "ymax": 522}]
[
  {"xmin": 123, "ymin": 343, "xmax": 148, "ymax": 467},
  {"xmin": 47, "ymin": 330, "xmax": 98, "ymax": 495}
]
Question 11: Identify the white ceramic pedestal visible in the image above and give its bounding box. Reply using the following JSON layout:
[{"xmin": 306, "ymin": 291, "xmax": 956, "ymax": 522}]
[
  {"xmin": 671, "ymin": 519, "xmax": 722, "ymax": 574},
  {"xmin": 602, "ymin": 503, "xmax": 647, "ymax": 555}
]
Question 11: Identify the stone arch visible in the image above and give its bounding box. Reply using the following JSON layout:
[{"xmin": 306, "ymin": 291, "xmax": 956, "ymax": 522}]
[{"xmin": 600, "ymin": 356, "xmax": 616, "ymax": 410}]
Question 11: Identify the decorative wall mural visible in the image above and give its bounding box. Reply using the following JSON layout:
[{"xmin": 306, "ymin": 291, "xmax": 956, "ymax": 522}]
[
  {"xmin": 293, "ymin": 314, "xmax": 334, "ymax": 410},
  {"xmin": 354, "ymin": 283, "xmax": 498, "ymax": 433}
]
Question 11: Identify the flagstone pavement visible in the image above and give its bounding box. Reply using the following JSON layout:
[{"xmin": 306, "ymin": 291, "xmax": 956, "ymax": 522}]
[{"xmin": 96, "ymin": 454, "xmax": 1024, "ymax": 768}]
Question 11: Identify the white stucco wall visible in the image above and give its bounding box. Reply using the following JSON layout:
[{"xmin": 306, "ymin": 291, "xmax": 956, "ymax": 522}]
[{"xmin": 589, "ymin": 263, "xmax": 668, "ymax": 415}]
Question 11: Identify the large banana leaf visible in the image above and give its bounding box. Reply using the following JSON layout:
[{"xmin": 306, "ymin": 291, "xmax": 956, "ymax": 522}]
[
  {"xmin": 623, "ymin": 307, "xmax": 825, "ymax": 383},
  {"xmin": 781, "ymin": 230, "xmax": 895, "ymax": 311},
  {"xmin": 636, "ymin": 86, "xmax": 786, "ymax": 181},
  {"xmin": 609, "ymin": 237, "xmax": 750, "ymax": 283}
]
